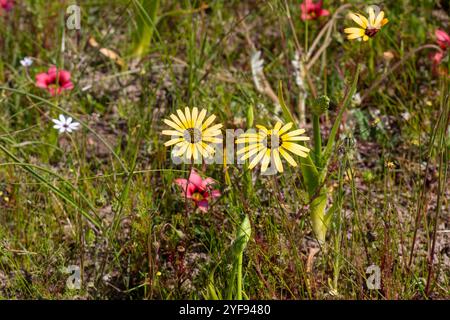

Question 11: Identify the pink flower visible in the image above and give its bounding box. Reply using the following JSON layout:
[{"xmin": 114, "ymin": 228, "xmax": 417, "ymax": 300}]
[
  {"xmin": 175, "ymin": 169, "xmax": 221, "ymax": 213},
  {"xmin": 300, "ymin": 0, "xmax": 330, "ymax": 21},
  {"xmin": 35, "ymin": 66, "xmax": 74, "ymax": 96},
  {"xmin": 430, "ymin": 29, "xmax": 450, "ymax": 76},
  {"xmin": 435, "ymin": 29, "xmax": 450, "ymax": 50},
  {"xmin": 431, "ymin": 51, "xmax": 444, "ymax": 65},
  {"xmin": 0, "ymin": 0, "xmax": 14, "ymax": 12}
]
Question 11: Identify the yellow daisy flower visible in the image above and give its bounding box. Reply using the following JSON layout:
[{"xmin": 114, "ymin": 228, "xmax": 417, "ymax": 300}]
[
  {"xmin": 344, "ymin": 6, "xmax": 388, "ymax": 41},
  {"xmin": 162, "ymin": 107, "xmax": 222, "ymax": 161},
  {"xmin": 236, "ymin": 122, "xmax": 310, "ymax": 173}
]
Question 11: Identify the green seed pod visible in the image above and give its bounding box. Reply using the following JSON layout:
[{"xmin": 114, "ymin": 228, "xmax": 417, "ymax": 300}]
[{"xmin": 311, "ymin": 95, "xmax": 330, "ymax": 116}]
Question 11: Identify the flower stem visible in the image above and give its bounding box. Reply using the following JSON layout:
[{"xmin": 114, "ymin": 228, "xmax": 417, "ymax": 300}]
[
  {"xmin": 184, "ymin": 160, "xmax": 193, "ymax": 217},
  {"xmin": 236, "ymin": 252, "xmax": 243, "ymax": 300},
  {"xmin": 313, "ymin": 114, "xmax": 322, "ymax": 167}
]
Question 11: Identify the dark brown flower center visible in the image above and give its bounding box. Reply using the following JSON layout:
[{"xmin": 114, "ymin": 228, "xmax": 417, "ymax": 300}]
[
  {"xmin": 365, "ymin": 28, "xmax": 379, "ymax": 38},
  {"xmin": 264, "ymin": 134, "xmax": 282, "ymax": 149},
  {"xmin": 183, "ymin": 128, "xmax": 202, "ymax": 143}
]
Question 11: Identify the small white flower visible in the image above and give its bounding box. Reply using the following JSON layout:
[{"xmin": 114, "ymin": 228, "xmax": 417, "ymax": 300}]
[
  {"xmin": 20, "ymin": 57, "xmax": 33, "ymax": 67},
  {"xmin": 352, "ymin": 92, "xmax": 362, "ymax": 106},
  {"xmin": 401, "ymin": 111, "xmax": 411, "ymax": 121},
  {"xmin": 52, "ymin": 114, "xmax": 80, "ymax": 134},
  {"xmin": 251, "ymin": 51, "xmax": 265, "ymax": 92}
]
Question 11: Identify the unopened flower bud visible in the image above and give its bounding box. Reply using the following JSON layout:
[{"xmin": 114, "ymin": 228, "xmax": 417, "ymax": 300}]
[{"xmin": 311, "ymin": 95, "xmax": 330, "ymax": 116}]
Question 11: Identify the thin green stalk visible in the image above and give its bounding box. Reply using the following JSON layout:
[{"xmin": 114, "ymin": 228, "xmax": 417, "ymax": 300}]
[
  {"xmin": 228, "ymin": 215, "xmax": 251, "ymax": 300},
  {"xmin": 305, "ymin": 19, "xmax": 309, "ymax": 53},
  {"xmin": 236, "ymin": 253, "xmax": 243, "ymax": 300},
  {"xmin": 331, "ymin": 162, "xmax": 345, "ymax": 294},
  {"xmin": 313, "ymin": 114, "xmax": 322, "ymax": 166}
]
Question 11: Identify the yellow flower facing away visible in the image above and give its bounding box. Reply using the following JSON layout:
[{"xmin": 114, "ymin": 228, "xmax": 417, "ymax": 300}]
[
  {"xmin": 162, "ymin": 107, "xmax": 222, "ymax": 161},
  {"xmin": 344, "ymin": 6, "xmax": 389, "ymax": 41},
  {"xmin": 236, "ymin": 122, "xmax": 310, "ymax": 173}
]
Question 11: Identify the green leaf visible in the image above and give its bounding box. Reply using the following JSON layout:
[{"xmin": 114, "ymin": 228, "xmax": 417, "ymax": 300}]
[
  {"xmin": 322, "ymin": 65, "xmax": 361, "ymax": 165},
  {"xmin": 207, "ymin": 267, "xmax": 220, "ymax": 300},
  {"xmin": 132, "ymin": 0, "xmax": 160, "ymax": 57}
]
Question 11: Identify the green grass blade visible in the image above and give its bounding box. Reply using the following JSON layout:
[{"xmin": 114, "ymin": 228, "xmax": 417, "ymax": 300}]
[
  {"xmin": 132, "ymin": 0, "xmax": 160, "ymax": 57},
  {"xmin": 0, "ymin": 144, "xmax": 102, "ymax": 230}
]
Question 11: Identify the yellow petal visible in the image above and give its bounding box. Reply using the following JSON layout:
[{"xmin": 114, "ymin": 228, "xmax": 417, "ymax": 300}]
[
  {"xmin": 374, "ymin": 11, "xmax": 384, "ymax": 28},
  {"xmin": 347, "ymin": 32, "xmax": 364, "ymax": 40},
  {"xmin": 278, "ymin": 122, "xmax": 293, "ymax": 136},
  {"xmin": 202, "ymin": 114, "xmax": 217, "ymax": 130},
  {"xmin": 170, "ymin": 114, "xmax": 185, "ymax": 130},
  {"xmin": 203, "ymin": 130, "xmax": 222, "ymax": 138},
  {"xmin": 282, "ymin": 135, "xmax": 310, "ymax": 142},
  {"xmin": 196, "ymin": 143, "xmax": 210, "ymax": 159},
  {"xmin": 164, "ymin": 138, "xmax": 184, "ymax": 147},
  {"xmin": 368, "ymin": 6, "xmax": 376, "ymax": 26},
  {"xmin": 202, "ymin": 136, "xmax": 222, "ymax": 143},
  {"xmin": 192, "ymin": 144, "xmax": 198, "ymax": 161},
  {"xmin": 237, "ymin": 143, "xmax": 260, "ymax": 155},
  {"xmin": 255, "ymin": 125, "xmax": 269, "ymax": 134},
  {"xmin": 186, "ymin": 143, "xmax": 193, "ymax": 159},
  {"xmin": 174, "ymin": 141, "xmax": 189, "ymax": 157},
  {"xmin": 235, "ymin": 137, "xmax": 261, "ymax": 144},
  {"xmin": 357, "ymin": 14, "xmax": 369, "ymax": 28},
  {"xmin": 195, "ymin": 109, "xmax": 207, "ymax": 128},
  {"xmin": 163, "ymin": 119, "xmax": 184, "ymax": 132},
  {"xmin": 349, "ymin": 13, "xmax": 367, "ymax": 29},
  {"xmin": 279, "ymin": 148, "xmax": 297, "ymax": 167},
  {"xmin": 191, "ymin": 107, "xmax": 198, "ymax": 127},
  {"xmin": 344, "ymin": 27, "xmax": 365, "ymax": 37},
  {"xmin": 282, "ymin": 128, "xmax": 306, "ymax": 138},
  {"xmin": 176, "ymin": 109, "xmax": 188, "ymax": 128},
  {"xmin": 363, "ymin": 35, "xmax": 369, "ymax": 41},
  {"xmin": 236, "ymin": 133, "xmax": 261, "ymax": 139},
  {"xmin": 272, "ymin": 148, "xmax": 283, "ymax": 173},
  {"xmin": 260, "ymin": 149, "xmax": 272, "ymax": 173},
  {"xmin": 282, "ymin": 142, "xmax": 310, "ymax": 157},
  {"xmin": 201, "ymin": 142, "xmax": 215, "ymax": 156},
  {"xmin": 248, "ymin": 148, "xmax": 267, "ymax": 169},
  {"xmin": 185, "ymin": 107, "xmax": 192, "ymax": 127},
  {"xmin": 202, "ymin": 123, "xmax": 223, "ymax": 136},
  {"xmin": 273, "ymin": 122, "xmax": 282, "ymax": 132},
  {"xmin": 162, "ymin": 130, "xmax": 183, "ymax": 136},
  {"xmin": 241, "ymin": 144, "xmax": 263, "ymax": 161},
  {"xmin": 381, "ymin": 18, "xmax": 388, "ymax": 27}
]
